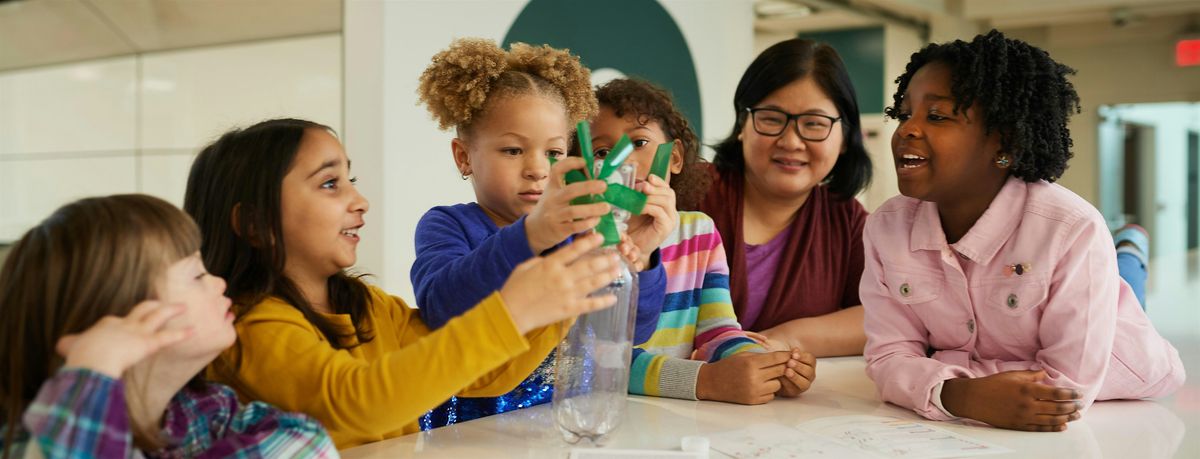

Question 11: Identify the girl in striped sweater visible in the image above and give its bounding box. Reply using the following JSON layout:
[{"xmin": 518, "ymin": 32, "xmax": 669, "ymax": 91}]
[{"xmin": 584, "ymin": 78, "xmax": 817, "ymax": 404}]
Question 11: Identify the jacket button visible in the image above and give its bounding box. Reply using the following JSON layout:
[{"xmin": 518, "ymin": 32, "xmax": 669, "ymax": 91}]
[
  {"xmin": 1007, "ymin": 294, "xmax": 1019, "ymax": 309},
  {"xmin": 899, "ymin": 283, "xmax": 911, "ymax": 297}
]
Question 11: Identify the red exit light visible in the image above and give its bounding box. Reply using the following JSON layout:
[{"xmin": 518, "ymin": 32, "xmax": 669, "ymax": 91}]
[{"xmin": 1177, "ymin": 38, "xmax": 1200, "ymax": 67}]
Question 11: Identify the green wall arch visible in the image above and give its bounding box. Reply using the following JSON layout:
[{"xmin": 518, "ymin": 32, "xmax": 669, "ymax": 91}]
[{"xmin": 503, "ymin": 0, "xmax": 704, "ymax": 140}]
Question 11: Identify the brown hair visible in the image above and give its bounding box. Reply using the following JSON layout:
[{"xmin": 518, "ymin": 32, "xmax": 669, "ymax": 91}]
[
  {"xmin": 0, "ymin": 194, "xmax": 201, "ymax": 456},
  {"xmin": 591, "ymin": 78, "xmax": 712, "ymax": 210},
  {"xmin": 417, "ymin": 38, "xmax": 598, "ymax": 138}
]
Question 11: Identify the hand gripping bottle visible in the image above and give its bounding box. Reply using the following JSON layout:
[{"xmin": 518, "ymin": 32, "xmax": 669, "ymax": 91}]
[{"xmin": 552, "ymin": 163, "xmax": 639, "ymax": 445}]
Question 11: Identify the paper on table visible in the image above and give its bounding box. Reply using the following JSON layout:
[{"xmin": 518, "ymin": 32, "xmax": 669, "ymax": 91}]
[
  {"xmin": 710, "ymin": 416, "xmax": 1010, "ymax": 459},
  {"xmin": 568, "ymin": 448, "xmax": 704, "ymax": 459},
  {"xmin": 796, "ymin": 415, "xmax": 1012, "ymax": 458},
  {"xmin": 710, "ymin": 423, "xmax": 882, "ymax": 459}
]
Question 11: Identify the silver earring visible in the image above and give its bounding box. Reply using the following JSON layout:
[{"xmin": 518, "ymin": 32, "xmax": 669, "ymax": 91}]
[
  {"xmin": 995, "ymin": 155, "xmax": 1011, "ymax": 168},
  {"xmin": 461, "ymin": 173, "xmax": 470, "ymax": 180}
]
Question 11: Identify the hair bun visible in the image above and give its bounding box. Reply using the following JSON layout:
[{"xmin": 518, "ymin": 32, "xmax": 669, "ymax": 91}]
[
  {"xmin": 418, "ymin": 38, "xmax": 508, "ymax": 130},
  {"xmin": 506, "ymin": 42, "xmax": 597, "ymax": 123}
]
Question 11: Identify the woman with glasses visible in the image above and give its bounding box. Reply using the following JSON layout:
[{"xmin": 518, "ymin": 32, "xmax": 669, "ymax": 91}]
[{"xmin": 683, "ymin": 38, "xmax": 873, "ymax": 357}]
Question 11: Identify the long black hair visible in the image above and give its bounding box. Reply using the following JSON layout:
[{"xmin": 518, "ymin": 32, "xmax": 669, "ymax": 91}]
[
  {"xmin": 183, "ymin": 118, "xmax": 374, "ymax": 363},
  {"xmin": 713, "ymin": 38, "xmax": 872, "ymax": 199}
]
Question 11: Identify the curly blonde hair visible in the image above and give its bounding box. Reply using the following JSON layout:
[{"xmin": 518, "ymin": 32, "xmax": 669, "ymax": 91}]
[{"xmin": 417, "ymin": 38, "xmax": 598, "ymax": 136}]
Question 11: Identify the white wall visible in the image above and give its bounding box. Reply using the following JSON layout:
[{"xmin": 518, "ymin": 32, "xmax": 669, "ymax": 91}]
[
  {"xmin": 342, "ymin": 3, "xmax": 387, "ymax": 287},
  {"xmin": 0, "ymin": 57, "xmax": 139, "ymax": 240},
  {"xmin": 344, "ymin": 0, "xmax": 756, "ymax": 302},
  {"xmin": 0, "ymin": 34, "xmax": 342, "ymax": 242}
]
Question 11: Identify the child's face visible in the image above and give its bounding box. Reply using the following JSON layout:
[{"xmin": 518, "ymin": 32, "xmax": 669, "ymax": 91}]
[
  {"xmin": 891, "ymin": 62, "xmax": 1004, "ymax": 202},
  {"xmin": 588, "ymin": 105, "xmax": 684, "ymax": 186},
  {"xmin": 454, "ymin": 94, "xmax": 569, "ymax": 226},
  {"xmin": 156, "ymin": 252, "xmax": 235, "ymax": 357},
  {"xmin": 280, "ymin": 129, "xmax": 369, "ymax": 281},
  {"xmin": 739, "ymin": 77, "xmax": 844, "ymax": 202}
]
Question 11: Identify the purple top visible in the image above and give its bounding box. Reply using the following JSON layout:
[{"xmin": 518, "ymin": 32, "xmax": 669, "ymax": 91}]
[{"xmin": 740, "ymin": 225, "xmax": 793, "ymax": 329}]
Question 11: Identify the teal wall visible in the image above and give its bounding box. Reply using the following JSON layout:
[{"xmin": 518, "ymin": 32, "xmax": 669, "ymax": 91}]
[
  {"xmin": 503, "ymin": 0, "xmax": 703, "ymax": 139},
  {"xmin": 799, "ymin": 27, "xmax": 885, "ymax": 113}
]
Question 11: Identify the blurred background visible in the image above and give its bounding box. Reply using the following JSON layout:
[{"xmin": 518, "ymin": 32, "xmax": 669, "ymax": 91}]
[{"xmin": 0, "ymin": 0, "xmax": 1197, "ymax": 335}]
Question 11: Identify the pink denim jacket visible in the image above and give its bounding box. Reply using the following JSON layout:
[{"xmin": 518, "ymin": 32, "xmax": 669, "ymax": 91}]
[{"xmin": 862, "ymin": 177, "xmax": 1185, "ymax": 421}]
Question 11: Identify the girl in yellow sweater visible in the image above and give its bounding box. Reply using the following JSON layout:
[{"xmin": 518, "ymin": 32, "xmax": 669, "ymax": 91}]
[{"xmin": 184, "ymin": 118, "xmax": 619, "ymax": 448}]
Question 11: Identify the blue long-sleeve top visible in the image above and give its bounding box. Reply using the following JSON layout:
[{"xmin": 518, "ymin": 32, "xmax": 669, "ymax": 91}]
[
  {"xmin": 411, "ymin": 203, "xmax": 667, "ymax": 429},
  {"xmin": 412, "ymin": 202, "xmax": 666, "ymax": 344}
]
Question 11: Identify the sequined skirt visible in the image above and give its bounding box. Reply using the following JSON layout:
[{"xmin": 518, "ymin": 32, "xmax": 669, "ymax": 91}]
[{"xmin": 419, "ymin": 350, "xmax": 556, "ymax": 430}]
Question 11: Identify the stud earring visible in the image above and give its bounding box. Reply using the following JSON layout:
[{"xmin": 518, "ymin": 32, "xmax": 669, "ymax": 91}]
[{"xmin": 995, "ymin": 155, "xmax": 1011, "ymax": 168}]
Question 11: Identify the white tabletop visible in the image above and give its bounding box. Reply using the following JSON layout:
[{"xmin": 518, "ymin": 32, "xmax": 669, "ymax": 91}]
[{"xmin": 341, "ymin": 356, "xmax": 1198, "ymax": 458}]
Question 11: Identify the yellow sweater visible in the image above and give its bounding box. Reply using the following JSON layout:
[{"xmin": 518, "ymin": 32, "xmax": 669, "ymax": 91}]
[{"xmin": 208, "ymin": 286, "xmax": 564, "ymax": 449}]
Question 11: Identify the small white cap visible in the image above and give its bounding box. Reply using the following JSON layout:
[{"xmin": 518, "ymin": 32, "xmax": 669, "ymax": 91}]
[{"xmin": 680, "ymin": 436, "xmax": 709, "ymax": 456}]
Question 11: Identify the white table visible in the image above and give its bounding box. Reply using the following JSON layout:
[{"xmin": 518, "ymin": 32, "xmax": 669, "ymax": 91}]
[{"xmin": 342, "ymin": 356, "xmax": 1197, "ymax": 458}]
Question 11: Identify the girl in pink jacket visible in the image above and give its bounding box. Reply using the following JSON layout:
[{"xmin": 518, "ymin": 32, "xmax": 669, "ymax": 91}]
[{"xmin": 862, "ymin": 30, "xmax": 1184, "ymax": 433}]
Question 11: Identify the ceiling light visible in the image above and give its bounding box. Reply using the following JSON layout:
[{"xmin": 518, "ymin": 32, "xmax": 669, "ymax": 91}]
[{"xmin": 755, "ymin": 0, "xmax": 815, "ymax": 19}]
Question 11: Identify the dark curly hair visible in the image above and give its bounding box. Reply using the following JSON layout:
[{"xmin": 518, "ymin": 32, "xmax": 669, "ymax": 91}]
[
  {"xmin": 884, "ymin": 29, "xmax": 1081, "ymax": 183},
  {"xmin": 713, "ymin": 38, "xmax": 872, "ymax": 200},
  {"xmin": 589, "ymin": 78, "xmax": 711, "ymax": 210}
]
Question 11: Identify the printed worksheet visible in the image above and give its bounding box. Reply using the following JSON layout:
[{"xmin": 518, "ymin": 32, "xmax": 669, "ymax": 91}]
[
  {"xmin": 796, "ymin": 415, "xmax": 1011, "ymax": 458},
  {"xmin": 710, "ymin": 423, "xmax": 882, "ymax": 459},
  {"xmin": 568, "ymin": 449, "xmax": 704, "ymax": 459}
]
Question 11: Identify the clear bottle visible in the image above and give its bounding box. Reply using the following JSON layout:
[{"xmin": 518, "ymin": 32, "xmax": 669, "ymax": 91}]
[{"xmin": 552, "ymin": 163, "xmax": 639, "ymax": 445}]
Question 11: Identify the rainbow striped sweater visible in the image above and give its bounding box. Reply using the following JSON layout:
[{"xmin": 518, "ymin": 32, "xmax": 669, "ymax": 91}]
[{"xmin": 629, "ymin": 211, "xmax": 766, "ymax": 400}]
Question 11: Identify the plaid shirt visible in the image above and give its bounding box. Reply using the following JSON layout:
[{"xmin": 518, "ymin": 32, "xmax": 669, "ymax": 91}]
[{"xmin": 3, "ymin": 368, "xmax": 336, "ymax": 458}]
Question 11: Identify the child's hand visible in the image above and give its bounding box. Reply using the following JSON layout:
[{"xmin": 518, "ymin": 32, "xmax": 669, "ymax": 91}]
[
  {"xmin": 744, "ymin": 330, "xmax": 796, "ymax": 353},
  {"xmin": 617, "ymin": 235, "xmax": 642, "ymax": 270},
  {"xmin": 57, "ymin": 301, "xmax": 193, "ymax": 379},
  {"xmin": 775, "ymin": 350, "xmax": 816, "ymax": 398},
  {"xmin": 625, "ymin": 175, "xmax": 678, "ymax": 267},
  {"xmin": 695, "ymin": 351, "xmax": 793, "ymax": 405},
  {"xmin": 500, "ymin": 233, "xmax": 620, "ymax": 334},
  {"xmin": 941, "ymin": 370, "xmax": 1083, "ymax": 432},
  {"xmin": 525, "ymin": 157, "xmax": 610, "ymax": 254}
]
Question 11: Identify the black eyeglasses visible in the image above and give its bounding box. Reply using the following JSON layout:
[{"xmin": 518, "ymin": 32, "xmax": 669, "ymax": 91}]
[{"xmin": 745, "ymin": 107, "xmax": 841, "ymax": 141}]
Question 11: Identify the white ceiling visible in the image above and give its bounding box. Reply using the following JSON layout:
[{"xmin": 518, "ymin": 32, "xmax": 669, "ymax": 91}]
[
  {"xmin": 755, "ymin": 0, "xmax": 1200, "ymax": 36},
  {"xmin": 2, "ymin": 0, "xmax": 1197, "ymax": 72},
  {"xmin": 0, "ymin": 0, "xmax": 341, "ymax": 72}
]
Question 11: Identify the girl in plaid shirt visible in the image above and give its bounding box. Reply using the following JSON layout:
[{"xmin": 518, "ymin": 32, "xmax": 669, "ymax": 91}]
[{"xmin": 0, "ymin": 195, "xmax": 335, "ymax": 458}]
